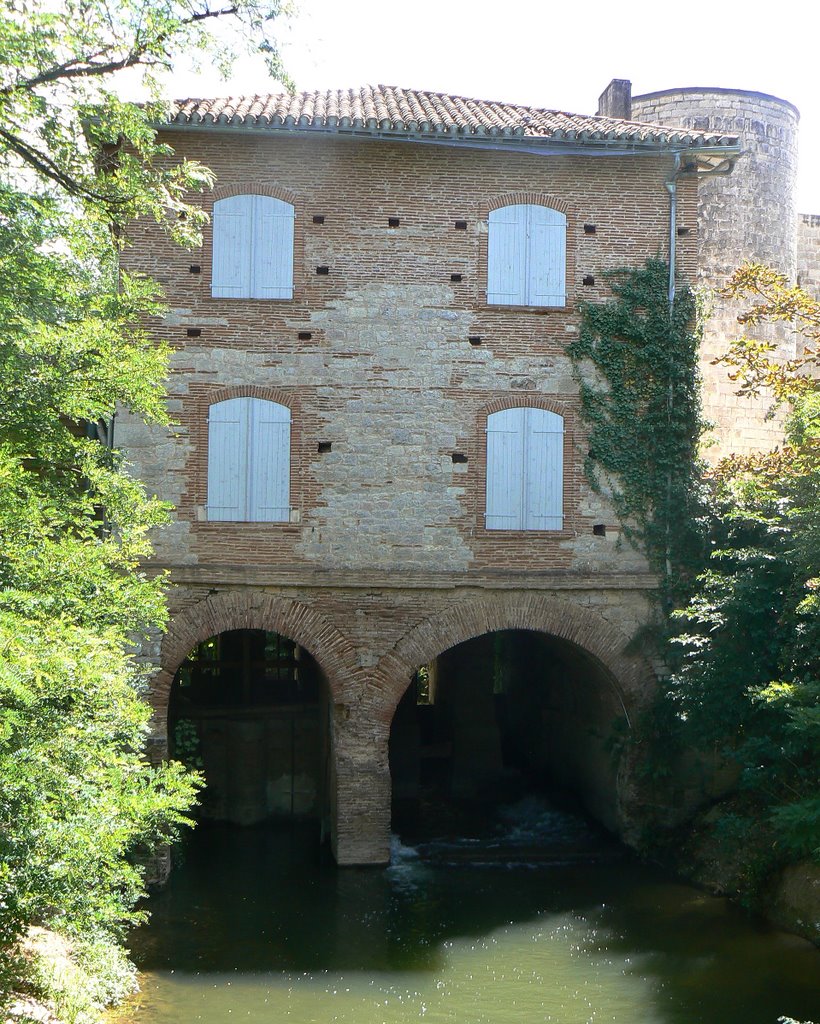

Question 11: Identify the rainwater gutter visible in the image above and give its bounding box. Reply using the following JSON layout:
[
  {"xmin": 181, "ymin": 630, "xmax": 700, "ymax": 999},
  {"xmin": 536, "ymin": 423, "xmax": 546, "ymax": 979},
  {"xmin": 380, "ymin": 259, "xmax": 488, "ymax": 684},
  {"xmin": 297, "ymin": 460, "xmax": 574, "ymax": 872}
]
[
  {"xmin": 662, "ymin": 154, "xmax": 682, "ymax": 586},
  {"xmin": 161, "ymin": 121, "xmax": 741, "ymax": 164},
  {"xmin": 665, "ymin": 152, "xmax": 743, "ymax": 302},
  {"xmin": 665, "ymin": 154, "xmax": 681, "ymax": 307}
]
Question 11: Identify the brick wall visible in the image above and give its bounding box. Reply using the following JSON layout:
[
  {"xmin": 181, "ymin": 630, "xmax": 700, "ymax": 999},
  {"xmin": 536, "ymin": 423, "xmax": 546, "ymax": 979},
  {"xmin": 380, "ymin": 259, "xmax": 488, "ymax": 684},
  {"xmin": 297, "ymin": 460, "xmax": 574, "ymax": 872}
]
[{"xmin": 120, "ymin": 129, "xmax": 698, "ymax": 863}]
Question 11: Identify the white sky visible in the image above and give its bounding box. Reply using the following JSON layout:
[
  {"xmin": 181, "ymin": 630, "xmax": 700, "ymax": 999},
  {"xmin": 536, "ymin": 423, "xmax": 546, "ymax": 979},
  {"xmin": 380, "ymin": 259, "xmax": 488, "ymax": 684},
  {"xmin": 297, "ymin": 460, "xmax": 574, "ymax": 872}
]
[{"xmin": 165, "ymin": 0, "xmax": 820, "ymax": 213}]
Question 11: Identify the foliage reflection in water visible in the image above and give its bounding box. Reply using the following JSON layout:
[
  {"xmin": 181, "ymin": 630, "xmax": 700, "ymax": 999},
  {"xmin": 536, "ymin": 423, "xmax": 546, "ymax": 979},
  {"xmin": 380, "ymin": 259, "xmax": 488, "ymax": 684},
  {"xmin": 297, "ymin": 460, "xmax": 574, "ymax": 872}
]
[{"xmin": 126, "ymin": 801, "xmax": 819, "ymax": 1024}]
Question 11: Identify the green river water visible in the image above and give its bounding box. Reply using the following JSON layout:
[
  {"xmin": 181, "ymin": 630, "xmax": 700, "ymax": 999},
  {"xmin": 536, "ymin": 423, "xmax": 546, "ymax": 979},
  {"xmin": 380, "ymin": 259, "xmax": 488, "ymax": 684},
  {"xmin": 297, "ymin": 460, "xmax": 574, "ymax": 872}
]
[{"xmin": 126, "ymin": 801, "xmax": 819, "ymax": 1024}]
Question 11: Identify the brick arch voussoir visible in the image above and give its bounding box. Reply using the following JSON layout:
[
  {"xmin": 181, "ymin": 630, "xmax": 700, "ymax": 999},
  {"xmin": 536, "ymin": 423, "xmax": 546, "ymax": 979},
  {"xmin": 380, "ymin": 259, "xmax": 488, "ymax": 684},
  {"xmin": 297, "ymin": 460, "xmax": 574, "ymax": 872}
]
[
  {"xmin": 206, "ymin": 384, "xmax": 296, "ymax": 411},
  {"xmin": 377, "ymin": 595, "xmax": 655, "ymax": 725},
  {"xmin": 480, "ymin": 394, "xmax": 571, "ymax": 419},
  {"xmin": 211, "ymin": 182, "xmax": 299, "ymax": 206},
  {"xmin": 155, "ymin": 591, "xmax": 360, "ymax": 717},
  {"xmin": 483, "ymin": 192, "xmax": 570, "ymax": 217}
]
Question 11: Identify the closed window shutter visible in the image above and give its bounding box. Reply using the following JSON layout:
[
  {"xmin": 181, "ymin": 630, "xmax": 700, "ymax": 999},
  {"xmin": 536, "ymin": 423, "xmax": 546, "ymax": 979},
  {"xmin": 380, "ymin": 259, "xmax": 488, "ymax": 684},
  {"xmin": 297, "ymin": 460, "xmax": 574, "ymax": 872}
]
[
  {"xmin": 252, "ymin": 196, "xmax": 295, "ymax": 299},
  {"xmin": 487, "ymin": 203, "xmax": 566, "ymax": 307},
  {"xmin": 485, "ymin": 407, "xmax": 525, "ymax": 529},
  {"xmin": 207, "ymin": 398, "xmax": 250, "ymax": 519},
  {"xmin": 212, "ymin": 195, "xmax": 253, "ymax": 297},
  {"xmin": 485, "ymin": 407, "xmax": 564, "ymax": 531},
  {"xmin": 248, "ymin": 399, "xmax": 291, "ymax": 521},
  {"xmin": 207, "ymin": 397, "xmax": 291, "ymax": 521},
  {"xmin": 487, "ymin": 205, "xmax": 528, "ymax": 305},
  {"xmin": 212, "ymin": 194, "xmax": 295, "ymax": 300},
  {"xmin": 523, "ymin": 408, "xmax": 564, "ymax": 529},
  {"xmin": 527, "ymin": 206, "xmax": 566, "ymax": 307}
]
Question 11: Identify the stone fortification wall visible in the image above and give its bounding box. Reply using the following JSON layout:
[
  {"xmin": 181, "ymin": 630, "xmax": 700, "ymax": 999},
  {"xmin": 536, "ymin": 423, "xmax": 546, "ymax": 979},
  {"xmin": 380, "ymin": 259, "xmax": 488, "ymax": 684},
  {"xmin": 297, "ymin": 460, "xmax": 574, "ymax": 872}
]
[
  {"xmin": 632, "ymin": 88, "xmax": 800, "ymax": 456},
  {"xmin": 796, "ymin": 214, "xmax": 820, "ymax": 366},
  {"xmin": 797, "ymin": 213, "xmax": 820, "ymax": 298}
]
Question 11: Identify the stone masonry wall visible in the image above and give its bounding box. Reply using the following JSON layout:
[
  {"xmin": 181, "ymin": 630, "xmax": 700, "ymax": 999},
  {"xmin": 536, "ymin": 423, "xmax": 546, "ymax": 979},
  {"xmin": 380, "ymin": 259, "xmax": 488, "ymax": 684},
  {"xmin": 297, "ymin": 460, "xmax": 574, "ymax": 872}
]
[
  {"xmin": 797, "ymin": 213, "xmax": 820, "ymax": 300},
  {"xmin": 119, "ymin": 132, "xmax": 695, "ymax": 577},
  {"xmin": 119, "ymin": 130, "xmax": 698, "ymax": 862},
  {"xmin": 632, "ymin": 89, "xmax": 799, "ymax": 457}
]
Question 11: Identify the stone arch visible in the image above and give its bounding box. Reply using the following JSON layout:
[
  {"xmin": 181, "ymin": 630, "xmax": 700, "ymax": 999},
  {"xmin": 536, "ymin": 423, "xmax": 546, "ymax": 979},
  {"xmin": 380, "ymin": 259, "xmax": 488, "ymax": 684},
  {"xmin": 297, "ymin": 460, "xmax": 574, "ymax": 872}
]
[
  {"xmin": 376, "ymin": 593, "xmax": 655, "ymax": 727},
  {"xmin": 150, "ymin": 590, "xmax": 361, "ymax": 738}
]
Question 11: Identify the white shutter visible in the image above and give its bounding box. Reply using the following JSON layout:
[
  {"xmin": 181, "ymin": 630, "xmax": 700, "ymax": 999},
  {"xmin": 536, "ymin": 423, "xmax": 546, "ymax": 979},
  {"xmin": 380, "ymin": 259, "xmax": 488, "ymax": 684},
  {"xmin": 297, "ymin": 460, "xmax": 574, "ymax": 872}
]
[
  {"xmin": 207, "ymin": 398, "xmax": 250, "ymax": 520},
  {"xmin": 212, "ymin": 195, "xmax": 253, "ymax": 298},
  {"xmin": 252, "ymin": 196, "xmax": 295, "ymax": 299},
  {"xmin": 485, "ymin": 408, "xmax": 525, "ymax": 529},
  {"xmin": 485, "ymin": 407, "xmax": 564, "ymax": 531},
  {"xmin": 527, "ymin": 206, "xmax": 566, "ymax": 307},
  {"xmin": 207, "ymin": 397, "xmax": 291, "ymax": 521},
  {"xmin": 487, "ymin": 205, "xmax": 528, "ymax": 305},
  {"xmin": 248, "ymin": 399, "xmax": 291, "ymax": 521},
  {"xmin": 487, "ymin": 203, "xmax": 566, "ymax": 307},
  {"xmin": 523, "ymin": 408, "xmax": 564, "ymax": 529}
]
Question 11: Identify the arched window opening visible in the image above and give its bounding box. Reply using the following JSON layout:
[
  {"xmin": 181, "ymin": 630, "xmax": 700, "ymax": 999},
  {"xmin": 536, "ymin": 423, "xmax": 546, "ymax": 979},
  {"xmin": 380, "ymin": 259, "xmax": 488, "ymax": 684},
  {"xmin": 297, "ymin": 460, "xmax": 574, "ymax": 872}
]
[
  {"xmin": 212, "ymin": 193, "xmax": 295, "ymax": 299},
  {"xmin": 207, "ymin": 397, "xmax": 291, "ymax": 522},
  {"xmin": 487, "ymin": 203, "xmax": 566, "ymax": 306},
  {"xmin": 485, "ymin": 407, "xmax": 564, "ymax": 531}
]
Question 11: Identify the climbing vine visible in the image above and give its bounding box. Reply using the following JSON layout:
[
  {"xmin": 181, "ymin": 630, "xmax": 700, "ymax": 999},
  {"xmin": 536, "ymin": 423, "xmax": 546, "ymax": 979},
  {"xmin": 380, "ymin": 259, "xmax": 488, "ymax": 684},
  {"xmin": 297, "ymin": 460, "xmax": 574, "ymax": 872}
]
[{"xmin": 567, "ymin": 259, "xmax": 706, "ymax": 605}]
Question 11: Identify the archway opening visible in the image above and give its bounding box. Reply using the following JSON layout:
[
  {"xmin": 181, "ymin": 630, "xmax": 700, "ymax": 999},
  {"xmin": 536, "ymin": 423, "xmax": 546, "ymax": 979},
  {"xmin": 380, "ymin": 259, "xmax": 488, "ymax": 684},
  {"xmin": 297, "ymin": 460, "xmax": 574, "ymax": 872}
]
[
  {"xmin": 169, "ymin": 628, "xmax": 331, "ymax": 831},
  {"xmin": 389, "ymin": 629, "xmax": 628, "ymax": 838}
]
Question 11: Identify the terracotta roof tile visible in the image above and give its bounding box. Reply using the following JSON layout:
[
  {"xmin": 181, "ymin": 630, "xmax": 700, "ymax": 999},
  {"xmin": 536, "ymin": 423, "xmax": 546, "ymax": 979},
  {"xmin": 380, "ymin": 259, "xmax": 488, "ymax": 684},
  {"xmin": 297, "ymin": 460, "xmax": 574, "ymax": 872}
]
[{"xmin": 170, "ymin": 85, "xmax": 739, "ymax": 151}]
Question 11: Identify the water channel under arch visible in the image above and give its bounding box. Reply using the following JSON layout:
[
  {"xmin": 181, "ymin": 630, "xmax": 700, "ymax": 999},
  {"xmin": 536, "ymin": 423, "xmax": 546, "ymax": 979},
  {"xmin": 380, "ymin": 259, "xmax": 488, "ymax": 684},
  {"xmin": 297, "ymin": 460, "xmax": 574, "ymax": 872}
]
[{"xmin": 125, "ymin": 801, "xmax": 819, "ymax": 1024}]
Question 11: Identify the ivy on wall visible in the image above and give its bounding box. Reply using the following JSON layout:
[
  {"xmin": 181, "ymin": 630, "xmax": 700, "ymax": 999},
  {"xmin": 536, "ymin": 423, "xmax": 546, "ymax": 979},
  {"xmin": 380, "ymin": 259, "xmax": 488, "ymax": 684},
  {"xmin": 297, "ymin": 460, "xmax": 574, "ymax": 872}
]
[{"xmin": 567, "ymin": 259, "xmax": 705, "ymax": 605}]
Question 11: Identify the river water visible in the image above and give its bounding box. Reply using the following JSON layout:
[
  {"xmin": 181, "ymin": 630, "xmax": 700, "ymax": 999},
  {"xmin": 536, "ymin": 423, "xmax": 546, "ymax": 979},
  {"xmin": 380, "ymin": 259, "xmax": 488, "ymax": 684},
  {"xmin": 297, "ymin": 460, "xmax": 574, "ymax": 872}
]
[{"xmin": 125, "ymin": 799, "xmax": 819, "ymax": 1024}]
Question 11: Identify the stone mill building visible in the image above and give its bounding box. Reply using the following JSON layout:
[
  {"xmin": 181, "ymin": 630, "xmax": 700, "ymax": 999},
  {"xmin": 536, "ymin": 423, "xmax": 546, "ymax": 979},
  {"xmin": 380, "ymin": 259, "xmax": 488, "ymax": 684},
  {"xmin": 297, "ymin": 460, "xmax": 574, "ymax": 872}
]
[{"xmin": 118, "ymin": 79, "xmax": 811, "ymax": 867}]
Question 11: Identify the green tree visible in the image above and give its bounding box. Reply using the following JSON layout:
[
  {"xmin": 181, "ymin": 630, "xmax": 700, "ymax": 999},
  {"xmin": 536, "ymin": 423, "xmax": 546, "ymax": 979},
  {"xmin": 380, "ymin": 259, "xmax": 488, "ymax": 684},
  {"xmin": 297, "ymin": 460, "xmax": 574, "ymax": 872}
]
[
  {"xmin": 0, "ymin": 0, "xmax": 291, "ymax": 1010},
  {"xmin": 667, "ymin": 264, "xmax": 820, "ymax": 890}
]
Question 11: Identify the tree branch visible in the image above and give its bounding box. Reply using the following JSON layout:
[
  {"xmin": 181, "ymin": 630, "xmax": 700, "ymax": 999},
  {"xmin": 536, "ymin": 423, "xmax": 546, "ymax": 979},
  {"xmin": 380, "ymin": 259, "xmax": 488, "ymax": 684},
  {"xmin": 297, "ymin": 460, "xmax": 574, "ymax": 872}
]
[
  {"xmin": 3, "ymin": 6, "xmax": 241, "ymax": 95},
  {"xmin": 0, "ymin": 125, "xmax": 119, "ymax": 204}
]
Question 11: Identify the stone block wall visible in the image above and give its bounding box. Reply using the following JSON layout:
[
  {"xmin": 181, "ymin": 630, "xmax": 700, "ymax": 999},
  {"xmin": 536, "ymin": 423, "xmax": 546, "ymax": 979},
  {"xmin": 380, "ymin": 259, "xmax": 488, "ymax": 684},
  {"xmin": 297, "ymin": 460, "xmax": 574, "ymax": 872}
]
[
  {"xmin": 632, "ymin": 88, "xmax": 800, "ymax": 457},
  {"xmin": 798, "ymin": 214, "xmax": 820, "ymax": 298}
]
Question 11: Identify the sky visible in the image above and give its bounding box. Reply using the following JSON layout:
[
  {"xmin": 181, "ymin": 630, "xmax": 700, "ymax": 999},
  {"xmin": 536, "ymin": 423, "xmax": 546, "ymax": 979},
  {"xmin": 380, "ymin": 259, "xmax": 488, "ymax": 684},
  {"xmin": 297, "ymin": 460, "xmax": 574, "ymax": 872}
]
[{"xmin": 164, "ymin": 0, "xmax": 820, "ymax": 213}]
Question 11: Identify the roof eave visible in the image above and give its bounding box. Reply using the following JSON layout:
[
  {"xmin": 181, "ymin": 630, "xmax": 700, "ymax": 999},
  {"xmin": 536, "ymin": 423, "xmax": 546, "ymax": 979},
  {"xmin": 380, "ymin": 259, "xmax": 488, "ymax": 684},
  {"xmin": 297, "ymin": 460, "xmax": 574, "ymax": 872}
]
[{"xmin": 159, "ymin": 119, "xmax": 741, "ymax": 158}]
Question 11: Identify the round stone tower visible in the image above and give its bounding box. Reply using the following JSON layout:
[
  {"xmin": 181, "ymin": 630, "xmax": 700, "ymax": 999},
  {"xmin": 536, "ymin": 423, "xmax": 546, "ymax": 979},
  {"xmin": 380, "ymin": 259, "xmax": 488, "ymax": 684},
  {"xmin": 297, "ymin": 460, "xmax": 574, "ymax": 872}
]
[{"xmin": 631, "ymin": 88, "xmax": 800, "ymax": 456}]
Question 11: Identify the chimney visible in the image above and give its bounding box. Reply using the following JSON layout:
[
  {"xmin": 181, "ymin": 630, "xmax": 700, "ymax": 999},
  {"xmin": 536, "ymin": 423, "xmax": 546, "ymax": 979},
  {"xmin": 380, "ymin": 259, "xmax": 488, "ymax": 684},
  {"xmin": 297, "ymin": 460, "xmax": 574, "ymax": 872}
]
[{"xmin": 597, "ymin": 79, "xmax": 632, "ymax": 120}]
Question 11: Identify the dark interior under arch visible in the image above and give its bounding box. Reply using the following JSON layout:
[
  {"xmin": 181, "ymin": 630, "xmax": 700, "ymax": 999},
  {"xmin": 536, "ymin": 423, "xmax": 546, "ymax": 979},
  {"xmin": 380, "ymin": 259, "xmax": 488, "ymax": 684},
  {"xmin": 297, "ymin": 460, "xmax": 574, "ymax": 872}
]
[
  {"xmin": 168, "ymin": 628, "xmax": 331, "ymax": 828},
  {"xmin": 389, "ymin": 629, "xmax": 628, "ymax": 837}
]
